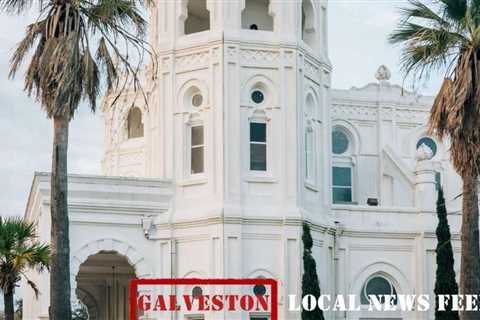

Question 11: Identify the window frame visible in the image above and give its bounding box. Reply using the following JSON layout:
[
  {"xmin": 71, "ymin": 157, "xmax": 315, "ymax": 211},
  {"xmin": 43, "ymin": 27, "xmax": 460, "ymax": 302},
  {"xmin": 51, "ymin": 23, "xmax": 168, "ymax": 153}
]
[
  {"xmin": 241, "ymin": 0, "xmax": 274, "ymax": 32},
  {"xmin": 186, "ymin": 123, "xmax": 206, "ymax": 178},
  {"xmin": 182, "ymin": 0, "xmax": 211, "ymax": 36},
  {"xmin": 126, "ymin": 107, "xmax": 144, "ymax": 140},
  {"xmin": 361, "ymin": 275, "xmax": 398, "ymax": 306},
  {"xmin": 332, "ymin": 165, "xmax": 353, "ymax": 204},
  {"xmin": 304, "ymin": 124, "xmax": 317, "ymax": 187},
  {"xmin": 331, "ymin": 126, "xmax": 356, "ymax": 205},
  {"xmin": 249, "ymin": 121, "xmax": 268, "ymax": 172}
]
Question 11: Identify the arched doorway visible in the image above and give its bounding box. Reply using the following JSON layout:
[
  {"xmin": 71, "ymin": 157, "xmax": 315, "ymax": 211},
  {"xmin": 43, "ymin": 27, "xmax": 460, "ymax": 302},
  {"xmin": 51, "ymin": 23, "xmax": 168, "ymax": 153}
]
[{"xmin": 75, "ymin": 251, "xmax": 136, "ymax": 320}]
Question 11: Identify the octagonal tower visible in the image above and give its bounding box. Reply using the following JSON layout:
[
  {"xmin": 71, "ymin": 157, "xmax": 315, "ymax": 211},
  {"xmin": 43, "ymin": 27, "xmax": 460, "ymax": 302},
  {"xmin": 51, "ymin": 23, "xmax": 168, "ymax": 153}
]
[
  {"xmin": 104, "ymin": 0, "xmax": 332, "ymax": 221},
  {"xmin": 102, "ymin": 4, "xmax": 332, "ymax": 317}
]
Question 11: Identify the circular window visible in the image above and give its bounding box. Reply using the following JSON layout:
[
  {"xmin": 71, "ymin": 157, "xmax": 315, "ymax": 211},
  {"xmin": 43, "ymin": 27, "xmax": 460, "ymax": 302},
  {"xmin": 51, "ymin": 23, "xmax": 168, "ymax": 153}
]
[
  {"xmin": 192, "ymin": 286, "xmax": 203, "ymax": 299},
  {"xmin": 416, "ymin": 137, "xmax": 437, "ymax": 157},
  {"xmin": 251, "ymin": 90, "xmax": 265, "ymax": 104},
  {"xmin": 253, "ymin": 284, "xmax": 266, "ymax": 296},
  {"xmin": 192, "ymin": 93, "xmax": 203, "ymax": 108},
  {"xmin": 361, "ymin": 276, "xmax": 397, "ymax": 305},
  {"xmin": 332, "ymin": 130, "xmax": 350, "ymax": 155}
]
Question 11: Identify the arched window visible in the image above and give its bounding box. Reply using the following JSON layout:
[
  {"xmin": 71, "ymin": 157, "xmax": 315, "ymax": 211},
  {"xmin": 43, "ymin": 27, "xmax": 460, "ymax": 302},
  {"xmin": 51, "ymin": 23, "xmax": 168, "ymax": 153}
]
[
  {"xmin": 301, "ymin": 0, "xmax": 316, "ymax": 48},
  {"xmin": 127, "ymin": 107, "xmax": 144, "ymax": 139},
  {"xmin": 242, "ymin": 0, "xmax": 274, "ymax": 31},
  {"xmin": 361, "ymin": 275, "xmax": 398, "ymax": 305},
  {"xmin": 332, "ymin": 127, "xmax": 354, "ymax": 204},
  {"xmin": 185, "ymin": 0, "xmax": 210, "ymax": 35},
  {"xmin": 304, "ymin": 94, "xmax": 316, "ymax": 184}
]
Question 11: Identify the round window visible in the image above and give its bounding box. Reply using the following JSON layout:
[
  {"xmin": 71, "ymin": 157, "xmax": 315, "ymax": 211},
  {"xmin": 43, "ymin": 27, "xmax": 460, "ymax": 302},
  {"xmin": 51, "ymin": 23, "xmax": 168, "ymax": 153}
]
[
  {"xmin": 416, "ymin": 137, "xmax": 437, "ymax": 157},
  {"xmin": 251, "ymin": 90, "xmax": 265, "ymax": 104},
  {"xmin": 332, "ymin": 130, "xmax": 349, "ymax": 155},
  {"xmin": 192, "ymin": 93, "xmax": 203, "ymax": 108},
  {"xmin": 253, "ymin": 284, "xmax": 266, "ymax": 296},
  {"xmin": 361, "ymin": 276, "xmax": 397, "ymax": 305},
  {"xmin": 192, "ymin": 286, "xmax": 203, "ymax": 299}
]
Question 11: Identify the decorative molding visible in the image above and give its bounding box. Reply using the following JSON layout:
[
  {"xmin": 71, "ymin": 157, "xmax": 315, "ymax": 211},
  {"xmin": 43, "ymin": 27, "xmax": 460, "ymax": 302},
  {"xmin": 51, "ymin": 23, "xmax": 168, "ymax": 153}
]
[
  {"xmin": 242, "ymin": 233, "xmax": 281, "ymax": 240},
  {"xmin": 349, "ymin": 244, "xmax": 414, "ymax": 252},
  {"xmin": 331, "ymin": 104, "xmax": 378, "ymax": 121},
  {"xmin": 240, "ymin": 48, "xmax": 280, "ymax": 65},
  {"xmin": 304, "ymin": 59, "xmax": 321, "ymax": 84},
  {"xmin": 175, "ymin": 50, "xmax": 210, "ymax": 72},
  {"xmin": 175, "ymin": 234, "xmax": 211, "ymax": 244}
]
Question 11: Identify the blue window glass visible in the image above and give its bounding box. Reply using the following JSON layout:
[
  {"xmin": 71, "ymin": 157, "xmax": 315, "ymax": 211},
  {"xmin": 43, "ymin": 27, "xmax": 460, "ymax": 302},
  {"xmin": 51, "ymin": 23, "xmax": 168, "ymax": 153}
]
[
  {"xmin": 332, "ymin": 167, "xmax": 352, "ymax": 203},
  {"xmin": 250, "ymin": 123, "xmax": 267, "ymax": 171},
  {"xmin": 332, "ymin": 131, "xmax": 349, "ymax": 154},
  {"xmin": 361, "ymin": 276, "xmax": 398, "ymax": 305},
  {"xmin": 251, "ymin": 90, "xmax": 265, "ymax": 104}
]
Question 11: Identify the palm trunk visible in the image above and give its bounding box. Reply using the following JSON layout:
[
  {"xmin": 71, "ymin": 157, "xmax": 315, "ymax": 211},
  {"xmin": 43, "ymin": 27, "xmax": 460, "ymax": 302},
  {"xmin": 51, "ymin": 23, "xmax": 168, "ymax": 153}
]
[
  {"xmin": 49, "ymin": 114, "xmax": 72, "ymax": 320},
  {"xmin": 459, "ymin": 171, "xmax": 480, "ymax": 320},
  {"xmin": 4, "ymin": 283, "xmax": 14, "ymax": 320}
]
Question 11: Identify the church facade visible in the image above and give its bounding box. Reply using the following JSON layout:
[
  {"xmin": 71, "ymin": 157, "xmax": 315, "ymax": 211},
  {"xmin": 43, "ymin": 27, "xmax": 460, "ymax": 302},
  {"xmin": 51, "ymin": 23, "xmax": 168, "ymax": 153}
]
[{"xmin": 21, "ymin": 1, "xmax": 464, "ymax": 320}]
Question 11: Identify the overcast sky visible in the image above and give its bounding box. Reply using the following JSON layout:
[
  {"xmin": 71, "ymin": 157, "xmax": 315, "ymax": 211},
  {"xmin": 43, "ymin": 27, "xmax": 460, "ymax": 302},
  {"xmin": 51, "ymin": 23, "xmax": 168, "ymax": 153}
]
[{"xmin": 0, "ymin": 1, "xmax": 443, "ymax": 217}]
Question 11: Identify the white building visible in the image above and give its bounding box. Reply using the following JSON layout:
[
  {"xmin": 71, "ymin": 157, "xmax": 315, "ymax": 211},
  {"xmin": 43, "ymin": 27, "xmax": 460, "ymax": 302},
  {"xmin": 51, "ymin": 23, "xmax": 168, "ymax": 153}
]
[{"xmin": 22, "ymin": 1, "xmax": 464, "ymax": 320}]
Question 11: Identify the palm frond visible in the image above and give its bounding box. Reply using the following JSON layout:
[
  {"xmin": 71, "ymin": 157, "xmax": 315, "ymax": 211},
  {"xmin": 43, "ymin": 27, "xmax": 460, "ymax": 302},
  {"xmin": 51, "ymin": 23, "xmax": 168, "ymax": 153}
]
[
  {"xmin": 6, "ymin": 0, "xmax": 155, "ymax": 118},
  {"xmin": 0, "ymin": 0, "xmax": 40, "ymax": 14},
  {"xmin": 391, "ymin": 22, "xmax": 461, "ymax": 77},
  {"xmin": 429, "ymin": 77, "xmax": 453, "ymax": 139},
  {"xmin": 399, "ymin": 0, "xmax": 449, "ymax": 27},
  {"xmin": 439, "ymin": 0, "xmax": 467, "ymax": 23},
  {"xmin": 9, "ymin": 20, "xmax": 46, "ymax": 78},
  {"xmin": 0, "ymin": 217, "xmax": 50, "ymax": 298}
]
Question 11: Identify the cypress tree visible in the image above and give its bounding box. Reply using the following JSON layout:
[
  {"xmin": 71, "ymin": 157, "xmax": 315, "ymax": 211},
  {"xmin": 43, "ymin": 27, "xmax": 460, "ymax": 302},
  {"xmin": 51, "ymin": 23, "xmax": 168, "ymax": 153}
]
[
  {"xmin": 434, "ymin": 188, "xmax": 459, "ymax": 320},
  {"xmin": 301, "ymin": 223, "xmax": 325, "ymax": 320}
]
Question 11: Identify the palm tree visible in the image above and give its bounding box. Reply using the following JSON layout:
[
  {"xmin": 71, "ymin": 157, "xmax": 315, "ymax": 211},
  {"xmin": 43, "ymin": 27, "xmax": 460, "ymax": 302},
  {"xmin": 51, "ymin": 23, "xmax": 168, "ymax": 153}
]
[
  {"xmin": 390, "ymin": 1, "xmax": 480, "ymax": 318},
  {"xmin": 0, "ymin": 1, "xmax": 154, "ymax": 319},
  {"xmin": 0, "ymin": 217, "xmax": 50, "ymax": 320}
]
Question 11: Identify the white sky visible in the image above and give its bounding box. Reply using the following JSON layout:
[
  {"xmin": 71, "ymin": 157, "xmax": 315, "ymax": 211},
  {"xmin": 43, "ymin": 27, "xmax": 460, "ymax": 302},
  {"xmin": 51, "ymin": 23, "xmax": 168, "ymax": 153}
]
[{"xmin": 0, "ymin": 1, "xmax": 443, "ymax": 217}]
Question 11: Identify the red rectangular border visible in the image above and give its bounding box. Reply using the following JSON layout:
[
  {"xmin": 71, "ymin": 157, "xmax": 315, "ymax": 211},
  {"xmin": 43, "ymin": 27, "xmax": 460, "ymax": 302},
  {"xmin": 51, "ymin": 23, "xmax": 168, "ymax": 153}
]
[{"xmin": 130, "ymin": 278, "xmax": 278, "ymax": 320}]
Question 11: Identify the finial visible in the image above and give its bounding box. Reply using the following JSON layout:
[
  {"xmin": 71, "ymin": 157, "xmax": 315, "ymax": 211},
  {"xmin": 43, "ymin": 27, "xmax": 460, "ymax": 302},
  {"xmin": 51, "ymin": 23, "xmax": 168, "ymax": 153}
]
[
  {"xmin": 375, "ymin": 65, "xmax": 391, "ymax": 82},
  {"xmin": 416, "ymin": 143, "xmax": 434, "ymax": 161}
]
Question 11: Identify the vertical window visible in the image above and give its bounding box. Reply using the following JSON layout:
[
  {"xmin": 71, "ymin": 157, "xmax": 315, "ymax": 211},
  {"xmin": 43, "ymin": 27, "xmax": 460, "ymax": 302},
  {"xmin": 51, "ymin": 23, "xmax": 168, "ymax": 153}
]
[
  {"xmin": 305, "ymin": 129, "xmax": 314, "ymax": 181},
  {"xmin": 242, "ymin": 0, "xmax": 273, "ymax": 31},
  {"xmin": 301, "ymin": 0, "xmax": 316, "ymax": 48},
  {"xmin": 191, "ymin": 125, "xmax": 204, "ymax": 174},
  {"xmin": 185, "ymin": 0, "xmax": 210, "ymax": 35},
  {"xmin": 332, "ymin": 167, "xmax": 352, "ymax": 203},
  {"xmin": 250, "ymin": 122, "xmax": 267, "ymax": 171},
  {"xmin": 127, "ymin": 107, "xmax": 144, "ymax": 139}
]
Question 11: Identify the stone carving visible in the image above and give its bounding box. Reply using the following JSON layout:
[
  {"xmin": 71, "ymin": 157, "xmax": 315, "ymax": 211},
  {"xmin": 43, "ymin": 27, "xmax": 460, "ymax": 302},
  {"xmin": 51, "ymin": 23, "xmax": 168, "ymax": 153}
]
[
  {"xmin": 416, "ymin": 143, "xmax": 434, "ymax": 161},
  {"xmin": 375, "ymin": 65, "xmax": 391, "ymax": 82},
  {"xmin": 304, "ymin": 59, "xmax": 320, "ymax": 83},
  {"xmin": 240, "ymin": 49, "xmax": 279, "ymax": 64},
  {"xmin": 176, "ymin": 51, "xmax": 210, "ymax": 70}
]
